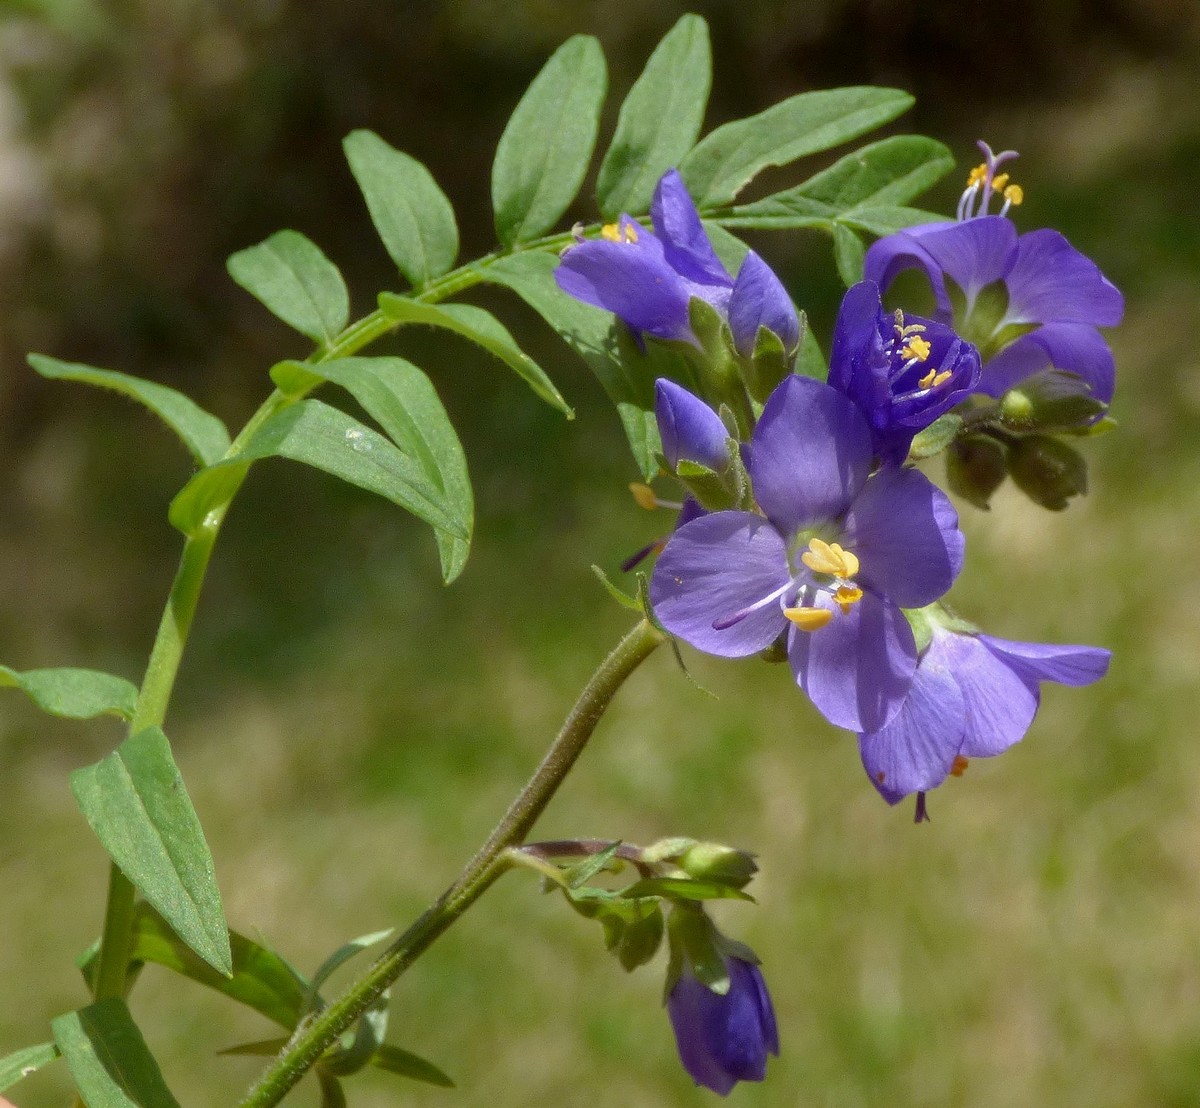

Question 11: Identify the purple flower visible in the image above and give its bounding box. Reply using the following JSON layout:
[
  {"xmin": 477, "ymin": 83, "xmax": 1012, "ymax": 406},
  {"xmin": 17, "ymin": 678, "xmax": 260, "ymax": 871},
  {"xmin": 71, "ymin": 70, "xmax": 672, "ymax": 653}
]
[
  {"xmin": 655, "ymin": 378, "xmax": 731, "ymax": 472},
  {"xmin": 858, "ymin": 621, "xmax": 1111, "ymax": 807},
  {"xmin": 668, "ymin": 953, "xmax": 779, "ymax": 1096},
  {"xmin": 862, "ymin": 144, "xmax": 1123, "ymax": 402},
  {"xmin": 555, "ymin": 170, "xmax": 798, "ymax": 354},
  {"xmin": 828, "ymin": 281, "xmax": 982, "ymax": 465},
  {"xmin": 650, "ymin": 375, "xmax": 964, "ymax": 732}
]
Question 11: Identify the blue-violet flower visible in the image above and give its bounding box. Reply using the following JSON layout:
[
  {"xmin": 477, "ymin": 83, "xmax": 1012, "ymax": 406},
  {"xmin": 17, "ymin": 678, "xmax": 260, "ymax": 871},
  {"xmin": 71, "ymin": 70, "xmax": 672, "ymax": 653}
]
[{"xmin": 650, "ymin": 375, "xmax": 964, "ymax": 732}]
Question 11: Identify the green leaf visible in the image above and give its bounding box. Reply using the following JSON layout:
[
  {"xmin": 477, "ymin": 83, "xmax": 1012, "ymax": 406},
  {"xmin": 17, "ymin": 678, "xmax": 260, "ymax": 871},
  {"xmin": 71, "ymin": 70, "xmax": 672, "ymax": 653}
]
[
  {"xmin": 832, "ymin": 222, "xmax": 865, "ymax": 286},
  {"xmin": 79, "ymin": 904, "xmax": 308, "ymax": 1030},
  {"xmin": 0, "ymin": 1042, "xmax": 60, "ymax": 1094},
  {"xmin": 317, "ymin": 1069, "xmax": 347, "ymax": 1108},
  {"xmin": 227, "ymin": 230, "xmax": 350, "ymax": 347},
  {"xmin": 71, "ymin": 728, "xmax": 232, "ymax": 977},
  {"xmin": 591, "ymin": 565, "xmax": 641, "ymax": 612},
  {"xmin": 169, "ymin": 400, "xmax": 467, "ymax": 543},
  {"xmin": 52, "ymin": 998, "xmax": 181, "ymax": 1108},
  {"xmin": 27, "ymin": 355, "xmax": 231, "ymax": 467},
  {"xmin": 620, "ymin": 876, "xmax": 754, "ymax": 902},
  {"xmin": 796, "ymin": 325, "xmax": 828, "ymax": 382},
  {"xmin": 0, "ymin": 666, "xmax": 137, "ymax": 721},
  {"xmin": 680, "ymin": 87, "xmax": 914, "ymax": 207},
  {"xmin": 303, "ymin": 928, "xmax": 393, "ymax": 1015},
  {"xmin": 343, "ymin": 130, "xmax": 459, "ymax": 288},
  {"xmin": 216, "ymin": 1038, "xmax": 290, "ymax": 1057},
  {"xmin": 371, "ymin": 1044, "xmax": 455, "ymax": 1088},
  {"xmin": 295, "ymin": 357, "xmax": 473, "ymax": 583},
  {"xmin": 492, "ymin": 34, "xmax": 607, "ymax": 245},
  {"xmin": 377, "ymin": 294, "xmax": 570, "ymax": 417},
  {"xmin": 908, "ymin": 413, "xmax": 964, "ymax": 460},
  {"xmin": 563, "ymin": 842, "xmax": 622, "ymax": 889},
  {"xmin": 480, "ymin": 252, "xmax": 665, "ymax": 478},
  {"xmin": 838, "ymin": 205, "xmax": 946, "ymax": 236},
  {"xmin": 596, "ymin": 14, "xmax": 711, "ymax": 219}
]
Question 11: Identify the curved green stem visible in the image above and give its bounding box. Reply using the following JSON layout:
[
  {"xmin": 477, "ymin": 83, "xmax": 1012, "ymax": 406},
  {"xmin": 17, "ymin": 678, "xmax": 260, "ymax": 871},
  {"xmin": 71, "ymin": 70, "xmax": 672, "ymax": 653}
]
[{"xmin": 238, "ymin": 618, "xmax": 665, "ymax": 1108}]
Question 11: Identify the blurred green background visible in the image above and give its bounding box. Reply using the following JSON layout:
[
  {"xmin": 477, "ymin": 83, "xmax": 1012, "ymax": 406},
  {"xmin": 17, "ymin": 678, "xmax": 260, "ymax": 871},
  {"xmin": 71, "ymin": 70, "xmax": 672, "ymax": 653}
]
[{"xmin": 1, "ymin": 1, "xmax": 1198, "ymax": 1105}]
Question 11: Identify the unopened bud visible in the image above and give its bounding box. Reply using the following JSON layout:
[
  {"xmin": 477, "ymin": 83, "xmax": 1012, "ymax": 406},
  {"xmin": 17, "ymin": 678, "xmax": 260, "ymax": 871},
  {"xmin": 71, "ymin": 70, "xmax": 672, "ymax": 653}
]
[
  {"xmin": 1009, "ymin": 434, "xmax": 1088, "ymax": 511},
  {"xmin": 677, "ymin": 842, "xmax": 758, "ymax": 889},
  {"xmin": 946, "ymin": 435, "xmax": 1007, "ymax": 510},
  {"xmin": 1000, "ymin": 371, "xmax": 1107, "ymax": 433}
]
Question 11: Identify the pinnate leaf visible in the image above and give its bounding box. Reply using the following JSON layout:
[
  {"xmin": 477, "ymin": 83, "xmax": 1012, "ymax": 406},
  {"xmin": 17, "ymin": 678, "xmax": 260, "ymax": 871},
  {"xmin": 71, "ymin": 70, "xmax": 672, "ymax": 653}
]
[
  {"xmin": 492, "ymin": 34, "xmax": 607, "ymax": 245},
  {"xmin": 0, "ymin": 666, "xmax": 137, "ymax": 721}
]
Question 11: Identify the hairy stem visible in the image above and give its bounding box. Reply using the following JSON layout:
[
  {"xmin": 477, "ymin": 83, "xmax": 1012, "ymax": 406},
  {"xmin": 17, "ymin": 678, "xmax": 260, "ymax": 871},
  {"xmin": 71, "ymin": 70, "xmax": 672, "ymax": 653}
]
[{"xmin": 238, "ymin": 618, "xmax": 665, "ymax": 1108}]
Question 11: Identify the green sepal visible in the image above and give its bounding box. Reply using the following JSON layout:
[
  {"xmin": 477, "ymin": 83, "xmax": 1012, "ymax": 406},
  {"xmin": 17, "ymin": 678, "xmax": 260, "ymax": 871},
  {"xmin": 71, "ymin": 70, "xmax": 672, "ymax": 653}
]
[
  {"xmin": 665, "ymin": 906, "xmax": 729, "ymax": 996},
  {"xmin": 640, "ymin": 837, "xmax": 699, "ymax": 865},
  {"xmin": 303, "ymin": 929, "xmax": 394, "ymax": 1016},
  {"xmin": 1008, "ymin": 434, "xmax": 1089, "ymax": 511},
  {"xmin": 907, "ymin": 413, "xmax": 964, "ymax": 460},
  {"xmin": 901, "ymin": 605, "xmax": 936, "ymax": 655},
  {"xmin": 673, "ymin": 459, "xmax": 735, "ymax": 513},
  {"xmin": 737, "ymin": 323, "xmax": 794, "ymax": 404},
  {"xmin": 28, "ymin": 354, "xmax": 231, "ymax": 467},
  {"xmin": 563, "ymin": 886, "xmax": 665, "ymax": 973},
  {"xmin": 622, "ymin": 876, "xmax": 754, "ymax": 903},
  {"xmin": 1072, "ymin": 414, "xmax": 1118, "ymax": 437},
  {"xmin": 949, "ymin": 277, "xmax": 1010, "ymax": 355},
  {"xmin": 71, "ymin": 727, "xmax": 232, "ymax": 977},
  {"xmin": 946, "ymin": 435, "xmax": 1008, "ymax": 510},
  {"xmin": 0, "ymin": 665, "xmax": 137, "ymax": 721},
  {"xmin": 674, "ymin": 842, "xmax": 758, "ymax": 889},
  {"xmin": 52, "ymin": 998, "xmax": 181, "ymax": 1108},
  {"xmin": 999, "ymin": 370, "xmax": 1108, "ymax": 433},
  {"xmin": 612, "ymin": 900, "xmax": 665, "ymax": 972},
  {"xmin": 561, "ymin": 842, "xmax": 623, "ymax": 889},
  {"xmin": 0, "ymin": 1041, "xmax": 61, "ymax": 1094},
  {"xmin": 796, "ymin": 324, "xmax": 828, "ymax": 382},
  {"xmin": 591, "ymin": 565, "xmax": 642, "ymax": 612},
  {"xmin": 370, "ymin": 1044, "xmax": 456, "ymax": 1088}
]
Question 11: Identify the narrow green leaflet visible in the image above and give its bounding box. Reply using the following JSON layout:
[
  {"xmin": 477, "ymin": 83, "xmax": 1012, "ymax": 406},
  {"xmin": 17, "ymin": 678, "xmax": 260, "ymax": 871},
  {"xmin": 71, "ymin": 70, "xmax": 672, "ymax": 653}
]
[
  {"xmin": 679, "ymin": 87, "xmax": 914, "ymax": 207},
  {"xmin": 833, "ymin": 222, "xmax": 866, "ymax": 286},
  {"xmin": 492, "ymin": 34, "xmax": 607, "ymax": 245},
  {"xmin": 79, "ymin": 904, "xmax": 309, "ymax": 1030},
  {"xmin": 52, "ymin": 998, "xmax": 181, "ymax": 1108},
  {"xmin": 71, "ymin": 728, "xmax": 232, "ymax": 977},
  {"xmin": 0, "ymin": 1041, "xmax": 60, "ymax": 1094},
  {"xmin": 343, "ymin": 130, "xmax": 459, "ymax": 289},
  {"xmin": 295, "ymin": 357, "xmax": 473, "ymax": 583},
  {"xmin": 377, "ymin": 294, "xmax": 570, "ymax": 416},
  {"xmin": 27, "ymin": 355, "xmax": 231, "ymax": 467},
  {"xmin": 596, "ymin": 14, "xmax": 711, "ymax": 219},
  {"xmin": 481, "ymin": 252, "xmax": 667, "ymax": 478},
  {"xmin": 0, "ymin": 666, "xmax": 137, "ymax": 721},
  {"xmin": 371, "ymin": 1044, "xmax": 455, "ymax": 1088},
  {"xmin": 837, "ymin": 205, "xmax": 946, "ymax": 236},
  {"xmin": 169, "ymin": 400, "xmax": 467, "ymax": 542},
  {"xmin": 227, "ymin": 230, "xmax": 350, "ymax": 347},
  {"xmin": 620, "ymin": 876, "xmax": 753, "ymax": 902},
  {"xmin": 303, "ymin": 927, "xmax": 393, "ymax": 1015}
]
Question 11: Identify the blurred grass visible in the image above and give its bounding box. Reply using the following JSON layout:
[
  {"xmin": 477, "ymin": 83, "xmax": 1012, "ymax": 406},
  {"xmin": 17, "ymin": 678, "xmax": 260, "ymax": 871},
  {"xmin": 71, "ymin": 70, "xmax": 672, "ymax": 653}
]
[{"xmin": 3, "ymin": 2, "xmax": 1200, "ymax": 1106}]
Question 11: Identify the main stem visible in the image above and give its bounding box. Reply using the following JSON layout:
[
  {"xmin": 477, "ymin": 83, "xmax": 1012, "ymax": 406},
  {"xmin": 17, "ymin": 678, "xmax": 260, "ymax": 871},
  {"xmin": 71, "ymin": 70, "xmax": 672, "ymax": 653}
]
[{"xmin": 239, "ymin": 618, "xmax": 665, "ymax": 1108}]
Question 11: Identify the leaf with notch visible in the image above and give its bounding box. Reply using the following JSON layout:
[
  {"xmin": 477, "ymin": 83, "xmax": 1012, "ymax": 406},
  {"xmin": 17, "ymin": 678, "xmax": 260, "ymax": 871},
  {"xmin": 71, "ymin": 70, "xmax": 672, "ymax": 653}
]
[
  {"xmin": 0, "ymin": 666, "xmax": 137, "ymax": 721},
  {"xmin": 72, "ymin": 728, "xmax": 231, "ymax": 976},
  {"xmin": 596, "ymin": 14, "xmax": 711, "ymax": 219},
  {"xmin": 492, "ymin": 34, "xmax": 607, "ymax": 245},
  {"xmin": 0, "ymin": 1042, "xmax": 60, "ymax": 1095},
  {"xmin": 227, "ymin": 230, "xmax": 350, "ymax": 347},
  {"xmin": 680, "ymin": 87, "xmax": 914, "ymax": 208},
  {"xmin": 377, "ymin": 294, "xmax": 570, "ymax": 416},
  {"xmin": 343, "ymin": 130, "xmax": 459, "ymax": 288},
  {"xmin": 28, "ymin": 355, "xmax": 230, "ymax": 467}
]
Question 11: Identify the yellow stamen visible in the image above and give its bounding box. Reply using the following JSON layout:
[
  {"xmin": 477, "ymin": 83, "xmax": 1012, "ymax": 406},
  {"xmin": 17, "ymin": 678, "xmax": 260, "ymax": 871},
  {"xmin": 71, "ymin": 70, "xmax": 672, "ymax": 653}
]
[
  {"xmin": 990, "ymin": 172, "xmax": 1009, "ymax": 192},
  {"xmin": 902, "ymin": 335, "xmax": 932, "ymax": 362},
  {"xmin": 965, "ymin": 163, "xmax": 988, "ymax": 187},
  {"xmin": 629, "ymin": 482, "xmax": 659, "ymax": 511},
  {"xmin": 800, "ymin": 538, "xmax": 860, "ymax": 579},
  {"xmin": 917, "ymin": 368, "xmax": 952, "ymax": 390},
  {"xmin": 601, "ymin": 221, "xmax": 638, "ymax": 244},
  {"xmin": 783, "ymin": 606, "xmax": 833, "ymax": 631},
  {"xmin": 834, "ymin": 585, "xmax": 863, "ymax": 614},
  {"xmin": 950, "ymin": 755, "xmax": 969, "ymax": 777},
  {"xmin": 1003, "ymin": 183, "xmax": 1024, "ymax": 206}
]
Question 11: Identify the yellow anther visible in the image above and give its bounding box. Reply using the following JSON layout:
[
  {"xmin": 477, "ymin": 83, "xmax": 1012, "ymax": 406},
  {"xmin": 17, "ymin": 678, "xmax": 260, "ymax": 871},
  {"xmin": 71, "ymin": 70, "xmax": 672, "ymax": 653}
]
[
  {"xmin": 601, "ymin": 221, "xmax": 638, "ymax": 244},
  {"xmin": 834, "ymin": 585, "xmax": 863, "ymax": 614},
  {"xmin": 965, "ymin": 163, "xmax": 988, "ymax": 187},
  {"xmin": 1003, "ymin": 183, "xmax": 1024, "ymax": 206},
  {"xmin": 950, "ymin": 755, "xmax": 970, "ymax": 777},
  {"xmin": 990, "ymin": 172, "xmax": 1010, "ymax": 192},
  {"xmin": 800, "ymin": 538, "xmax": 860, "ymax": 579},
  {"xmin": 629, "ymin": 482, "xmax": 659, "ymax": 511},
  {"xmin": 783, "ymin": 606, "xmax": 833, "ymax": 631},
  {"xmin": 917, "ymin": 368, "xmax": 952, "ymax": 390},
  {"xmin": 902, "ymin": 335, "xmax": 932, "ymax": 362}
]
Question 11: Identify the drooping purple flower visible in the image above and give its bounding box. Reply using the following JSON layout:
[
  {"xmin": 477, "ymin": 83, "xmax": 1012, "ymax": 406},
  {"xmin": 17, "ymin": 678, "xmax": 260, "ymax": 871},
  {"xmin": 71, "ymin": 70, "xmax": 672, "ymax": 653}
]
[
  {"xmin": 555, "ymin": 170, "xmax": 798, "ymax": 353},
  {"xmin": 857, "ymin": 621, "xmax": 1111, "ymax": 807},
  {"xmin": 650, "ymin": 375, "xmax": 964, "ymax": 733},
  {"xmin": 828, "ymin": 280, "xmax": 982, "ymax": 465},
  {"xmin": 862, "ymin": 143, "xmax": 1123, "ymax": 402},
  {"xmin": 668, "ymin": 953, "xmax": 779, "ymax": 1096},
  {"xmin": 655, "ymin": 378, "xmax": 731, "ymax": 472}
]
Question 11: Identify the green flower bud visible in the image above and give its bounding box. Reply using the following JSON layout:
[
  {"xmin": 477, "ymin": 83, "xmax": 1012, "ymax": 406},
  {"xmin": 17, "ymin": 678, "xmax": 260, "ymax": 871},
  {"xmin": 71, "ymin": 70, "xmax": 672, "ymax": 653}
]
[
  {"xmin": 1008, "ymin": 434, "xmax": 1089, "ymax": 511},
  {"xmin": 946, "ymin": 435, "xmax": 1008, "ymax": 510},
  {"xmin": 676, "ymin": 842, "xmax": 759, "ymax": 889},
  {"xmin": 999, "ymin": 370, "xmax": 1108, "ymax": 433}
]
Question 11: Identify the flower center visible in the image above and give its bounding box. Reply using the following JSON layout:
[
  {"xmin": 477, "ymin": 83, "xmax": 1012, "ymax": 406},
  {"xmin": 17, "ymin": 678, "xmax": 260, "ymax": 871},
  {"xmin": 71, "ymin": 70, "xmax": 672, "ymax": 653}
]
[
  {"xmin": 957, "ymin": 141, "xmax": 1024, "ymax": 221},
  {"xmin": 884, "ymin": 312, "xmax": 953, "ymax": 396},
  {"xmin": 601, "ymin": 221, "xmax": 639, "ymax": 244}
]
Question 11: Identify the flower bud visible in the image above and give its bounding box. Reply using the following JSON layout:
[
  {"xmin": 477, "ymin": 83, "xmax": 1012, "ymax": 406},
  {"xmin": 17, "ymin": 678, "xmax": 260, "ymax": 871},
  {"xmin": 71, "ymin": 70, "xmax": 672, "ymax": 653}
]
[
  {"xmin": 676, "ymin": 842, "xmax": 758, "ymax": 889},
  {"xmin": 1009, "ymin": 434, "xmax": 1089, "ymax": 510},
  {"xmin": 1000, "ymin": 371, "xmax": 1108, "ymax": 433},
  {"xmin": 946, "ymin": 435, "xmax": 1008, "ymax": 510}
]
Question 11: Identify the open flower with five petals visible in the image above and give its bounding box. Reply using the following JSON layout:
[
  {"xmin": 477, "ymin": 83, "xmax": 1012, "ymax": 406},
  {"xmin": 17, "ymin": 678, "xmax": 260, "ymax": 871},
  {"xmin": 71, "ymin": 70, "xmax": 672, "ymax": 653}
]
[{"xmin": 650, "ymin": 375, "xmax": 964, "ymax": 733}]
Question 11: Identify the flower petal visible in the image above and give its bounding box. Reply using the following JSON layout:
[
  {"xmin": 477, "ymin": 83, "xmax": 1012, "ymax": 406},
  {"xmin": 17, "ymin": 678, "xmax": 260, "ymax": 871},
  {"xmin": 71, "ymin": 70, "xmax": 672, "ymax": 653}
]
[
  {"xmin": 979, "ymin": 635, "xmax": 1112, "ymax": 687},
  {"xmin": 1002, "ymin": 228, "xmax": 1124, "ymax": 327},
  {"xmin": 788, "ymin": 590, "xmax": 916, "ymax": 732},
  {"xmin": 728, "ymin": 251, "xmax": 800, "ymax": 357},
  {"xmin": 840, "ymin": 467, "xmax": 964, "ymax": 608},
  {"xmin": 668, "ymin": 974, "xmax": 739, "ymax": 1095},
  {"xmin": 936, "ymin": 630, "xmax": 1039, "ymax": 758},
  {"xmin": 979, "ymin": 323, "xmax": 1115, "ymax": 402},
  {"xmin": 650, "ymin": 512, "xmax": 790, "ymax": 658},
  {"xmin": 743, "ymin": 376, "xmax": 873, "ymax": 535},
  {"xmin": 655, "ymin": 379, "xmax": 731, "ymax": 471},
  {"xmin": 857, "ymin": 639, "xmax": 966, "ymax": 803},
  {"xmin": 827, "ymin": 280, "xmax": 889, "ymax": 418},
  {"xmin": 651, "ymin": 169, "xmax": 732, "ymax": 290}
]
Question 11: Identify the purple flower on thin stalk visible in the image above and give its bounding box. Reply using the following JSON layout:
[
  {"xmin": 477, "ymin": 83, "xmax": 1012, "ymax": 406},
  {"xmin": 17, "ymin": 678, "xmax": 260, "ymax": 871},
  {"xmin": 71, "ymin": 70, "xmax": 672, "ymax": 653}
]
[
  {"xmin": 828, "ymin": 280, "xmax": 981, "ymax": 465},
  {"xmin": 554, "ymin": 169, "xmax": 799, "ymax": 354},
  {"xmin": 668, "ymin": 952, "xmax": 779, "ymax": 1096},
  {"xmin": 650, "ymin": 375, "xmax": 964, "ymax": 733},
  {"xmin": 863, "ymin": 142, "xmax": 1123, "ymax": 402},
  {"xmin": 857, "ymin": 620, "xmax": 1111, "ymax": 817}
]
